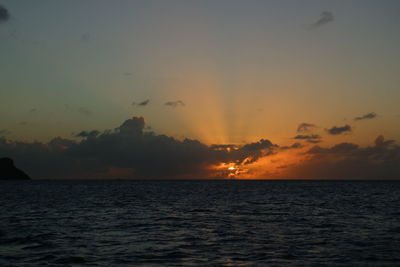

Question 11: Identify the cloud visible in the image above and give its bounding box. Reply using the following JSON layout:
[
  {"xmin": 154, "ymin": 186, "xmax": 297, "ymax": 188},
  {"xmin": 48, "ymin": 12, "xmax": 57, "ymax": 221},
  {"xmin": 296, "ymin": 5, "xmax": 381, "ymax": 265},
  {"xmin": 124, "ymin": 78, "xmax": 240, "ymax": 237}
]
[
  {"xmin": 374, "ymin": 135, "xmax": 395, "ymax": 147},
  {"xmin": 307, "ymin": 139, "xmax": 321, "ymax": 144},
  {"xmin": 286, "ymin": 136, "xmax": 400, "ymax": 179},
  {"xmin": 132, "ymin": 99, "xmax": 150, "ymax": 107},
  {"xmin": 326, "ymin": 125, "xmax": 352, "ymax": 135},
  {"xmin": 74, "ymin": 130, "xmax": 100, "ymax": 138},
  {"xmin": 236, "ymin": 139, "xmax": 276, "ymax": 164},
  {"xmin": 354, "ymin": 112, "xmax": 377, "ymax": 121},
  {"xmin": 2, "ymin": 118, "xmax": 400, "ymax": 180},
  {"xmin": 78, "ymin": 107, "xmax": 93, "ymax": 116},
  {"xmin": 293, "ymin": 134, "xmax": 322, "ymax": 144},
  {"xmin": 280, "ymin": 142, "xmax": 303, "ymax": 150},
  {"xmin": 165, "ymin": 100, "xmax": 185, "ymax": 108},
  {"xmin": 0, "ymin": 117, "xmax": 276, "ymax": 179},
  {"xmin": 297, "ymin": 123, "xmax": 316, "ymax": 133},
  {"xmin": 138, "ymin": 99, "xmax": 150, "ymax": 106},
  {"xmin": 0, "ymin": 5, "xmax": 10, "ymax": 23},
  {"xmin": 117, "ymin": 116, "xmax": 145, "ymax": 135},
  {"xmin": 307, "ymin": 142, "xmax": 359, "ymax": 155},
  {"xmin": 294, "ymin": 134, "xmax": 321, "ymax": 140},
  {"xmin": 311, "ymin": 11, "xmax": 334, "ymax": 28},
  {"xmin": 29, "ymin": 108, "xmax": 37, "ymax": 113}
]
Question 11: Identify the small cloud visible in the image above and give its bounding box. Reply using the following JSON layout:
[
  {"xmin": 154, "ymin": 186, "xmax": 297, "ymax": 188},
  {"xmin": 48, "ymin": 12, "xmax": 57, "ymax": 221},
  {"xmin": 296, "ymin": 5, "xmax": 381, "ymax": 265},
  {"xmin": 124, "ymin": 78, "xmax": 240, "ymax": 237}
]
[
  {"xmin": 132, "ymin": 99, "xmax": 150, "ymax": 107},
  {"xmin": 326, "ymin": 125, "xmax": 352, "ymax": 135},
  {"xmin": 138, "ymin": 100, "xmax": 150, "ymax": 106},
  {"xmin": 0, "ymin": 5, "xmax": 10, "ymax": 23},
  {"xmin": 354, "ymin": 112, "xmax": 377, "ymax": 121},
  {"xmin": 0, "ymin": 129, "xmax": 11, "ymax": 136},
  {"xmin": 78, "ymin": 107, "xmax": 93, "ymax": 116},
  {"xmin": 297, "ymin": 123, "xmax": 316, "ymax": 133},
  {"xmin": 310, "ymin": 11, "xmax": 334, "ymax": 29},
  {"xmin": 294, "ymin": 134, "xmax": 321, "ymax": 140},
  {"xmin": 74, "ymin": 130, "xmax": 100, "ymax": 138},
  {"xmin": 29, "ymin": 108, "xmax": 37, "ymax": 113},
  {"xmin": 19, "ymin": 121, "xmax": 28, "ymax": 126},
  {"xmin": 165, "ymin": 100, "xmax": 185, "ymax": 108},
  {"xmin": 123, "ymin": 72, "xmax": 132, "ymax": 76}
]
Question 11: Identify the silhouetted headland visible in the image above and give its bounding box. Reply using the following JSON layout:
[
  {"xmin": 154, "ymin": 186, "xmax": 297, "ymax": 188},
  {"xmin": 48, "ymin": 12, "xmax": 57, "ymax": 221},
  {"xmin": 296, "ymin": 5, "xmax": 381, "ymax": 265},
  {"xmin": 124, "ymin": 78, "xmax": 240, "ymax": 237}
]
[{"xmin": 0, "ymin": 158, "xmax": 30, "ymax": 180}]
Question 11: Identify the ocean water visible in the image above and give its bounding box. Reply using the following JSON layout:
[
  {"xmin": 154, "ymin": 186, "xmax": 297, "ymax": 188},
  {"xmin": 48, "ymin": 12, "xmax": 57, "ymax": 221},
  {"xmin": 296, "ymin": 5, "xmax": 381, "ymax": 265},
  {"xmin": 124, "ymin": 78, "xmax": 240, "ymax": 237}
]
[{"xmin": 1, "ymin": 180, "xmax": 400, "ymax": 266}]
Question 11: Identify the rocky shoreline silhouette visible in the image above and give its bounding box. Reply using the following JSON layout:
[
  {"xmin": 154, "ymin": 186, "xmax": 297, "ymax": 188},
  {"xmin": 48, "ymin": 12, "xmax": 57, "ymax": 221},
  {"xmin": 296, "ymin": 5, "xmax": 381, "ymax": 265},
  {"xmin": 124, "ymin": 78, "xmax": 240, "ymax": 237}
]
[{"xmin": 0, "ymin": 158, "xmax": 31, "ymax": 180}]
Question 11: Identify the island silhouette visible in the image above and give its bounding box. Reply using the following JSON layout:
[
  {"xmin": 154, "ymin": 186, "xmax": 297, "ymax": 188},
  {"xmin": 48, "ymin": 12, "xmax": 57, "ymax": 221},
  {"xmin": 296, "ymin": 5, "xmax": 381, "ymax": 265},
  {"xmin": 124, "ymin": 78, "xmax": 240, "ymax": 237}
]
[{"xmin": 0, "ymin": 158, "xmax": 31, "ymax": 180}]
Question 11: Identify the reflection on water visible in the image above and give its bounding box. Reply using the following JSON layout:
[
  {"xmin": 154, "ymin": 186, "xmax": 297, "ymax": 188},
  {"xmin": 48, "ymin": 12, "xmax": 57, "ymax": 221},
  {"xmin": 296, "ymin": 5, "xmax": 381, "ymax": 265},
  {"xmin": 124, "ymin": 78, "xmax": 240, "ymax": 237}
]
[{"xmin": 1, "ymin": 180, "xmax": 400, "ymax": 266}]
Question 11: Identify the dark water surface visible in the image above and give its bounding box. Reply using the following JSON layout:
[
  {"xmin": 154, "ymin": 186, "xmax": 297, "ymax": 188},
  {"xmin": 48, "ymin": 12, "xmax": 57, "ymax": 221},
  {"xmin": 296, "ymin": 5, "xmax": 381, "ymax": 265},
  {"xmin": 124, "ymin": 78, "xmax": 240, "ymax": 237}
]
[{"xmin": 1, "ymin": 180, "xmax": 400, "ymax": 266}]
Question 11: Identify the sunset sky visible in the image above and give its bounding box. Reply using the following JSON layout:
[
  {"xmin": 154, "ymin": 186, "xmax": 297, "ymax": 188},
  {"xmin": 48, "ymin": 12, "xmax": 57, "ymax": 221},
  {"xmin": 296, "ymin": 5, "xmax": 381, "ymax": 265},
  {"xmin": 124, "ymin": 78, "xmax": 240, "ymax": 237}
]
[{"xmin": 1, "ymin": 1, "xmax": 399, "ymax": 179}]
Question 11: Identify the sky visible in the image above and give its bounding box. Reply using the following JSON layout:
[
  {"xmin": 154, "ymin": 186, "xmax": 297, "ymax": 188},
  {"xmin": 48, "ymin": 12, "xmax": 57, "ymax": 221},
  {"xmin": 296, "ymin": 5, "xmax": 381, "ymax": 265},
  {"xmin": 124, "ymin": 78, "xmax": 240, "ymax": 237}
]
[{"xmin": 0, "ymin": 0, "xmax": 399, "ymax": 179}]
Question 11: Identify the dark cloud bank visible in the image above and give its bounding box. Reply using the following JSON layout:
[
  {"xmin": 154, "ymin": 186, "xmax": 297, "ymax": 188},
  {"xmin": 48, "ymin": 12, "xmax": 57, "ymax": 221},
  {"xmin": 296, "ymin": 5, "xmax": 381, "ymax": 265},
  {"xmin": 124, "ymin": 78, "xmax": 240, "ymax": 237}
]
[
  {"xmin": 1, "ymin": 117, "xmax": 399, "ymax": 180},
  {"xmin": 287, "ymin": 136, "xmax": 400, "ymax": 180},
  {"xmin": 0, "ymin": 117, "xmax": 276, "ymax": 179}
]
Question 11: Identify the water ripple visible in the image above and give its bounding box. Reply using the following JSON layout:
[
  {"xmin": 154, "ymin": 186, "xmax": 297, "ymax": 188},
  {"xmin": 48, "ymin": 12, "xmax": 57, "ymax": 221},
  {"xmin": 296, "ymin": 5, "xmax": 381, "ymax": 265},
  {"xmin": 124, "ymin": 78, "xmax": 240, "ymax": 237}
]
[{"xmin": 1, "ymin": 180, "xmax": 400, "ymax": 266}]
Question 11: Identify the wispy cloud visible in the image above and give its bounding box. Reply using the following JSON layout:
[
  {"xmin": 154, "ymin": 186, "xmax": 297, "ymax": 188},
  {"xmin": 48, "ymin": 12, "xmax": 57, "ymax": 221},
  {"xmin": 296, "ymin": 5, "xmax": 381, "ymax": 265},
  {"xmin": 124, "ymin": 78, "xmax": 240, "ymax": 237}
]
[
  {"xmin": 297, "ymin": 123, "xmax": 316, "ymax": 133},
  {"xmin": 78, "ymin": 107, "xmax": 93, "ymax": 116},
  {"xmin": 326, "ymin": 125, "xmax": 352, "ymax": 135},
  {"xmin": 293, "ymin": 134, "xmax": 322, "ymax": 144},
  {"xmin": 354, "ymin": 112, "xmax": 377, "ymax": 121},
  {"xmin": 294, "ymin": 134, "xmax": 320, "ymax": 140},
  {"xmin": 165, "ymin": 100, "xmax": 185, "ymax": 108},
  {"xmin": 310, "ymin": 11, "xmax": 334, "ymax": 29},
  {"xmin": 132, "ymin": 99, "xmax": 150, "ymax": 107}
]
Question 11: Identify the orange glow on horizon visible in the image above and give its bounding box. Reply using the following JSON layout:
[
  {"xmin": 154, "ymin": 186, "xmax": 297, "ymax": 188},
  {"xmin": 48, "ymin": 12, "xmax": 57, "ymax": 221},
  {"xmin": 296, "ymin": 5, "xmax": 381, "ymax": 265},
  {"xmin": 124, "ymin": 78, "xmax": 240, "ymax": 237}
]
[{"xmin": 206, "ymin": 145, "xmax": 313, "ymax": 179}]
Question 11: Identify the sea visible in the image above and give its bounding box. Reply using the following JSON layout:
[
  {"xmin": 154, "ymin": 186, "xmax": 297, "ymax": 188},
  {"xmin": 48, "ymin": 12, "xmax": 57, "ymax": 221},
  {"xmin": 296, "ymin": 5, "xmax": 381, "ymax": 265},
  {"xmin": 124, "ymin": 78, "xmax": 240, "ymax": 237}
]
[{"xmin": 1, "ymin": 180, "xmax": 400, "ymax": 266}]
